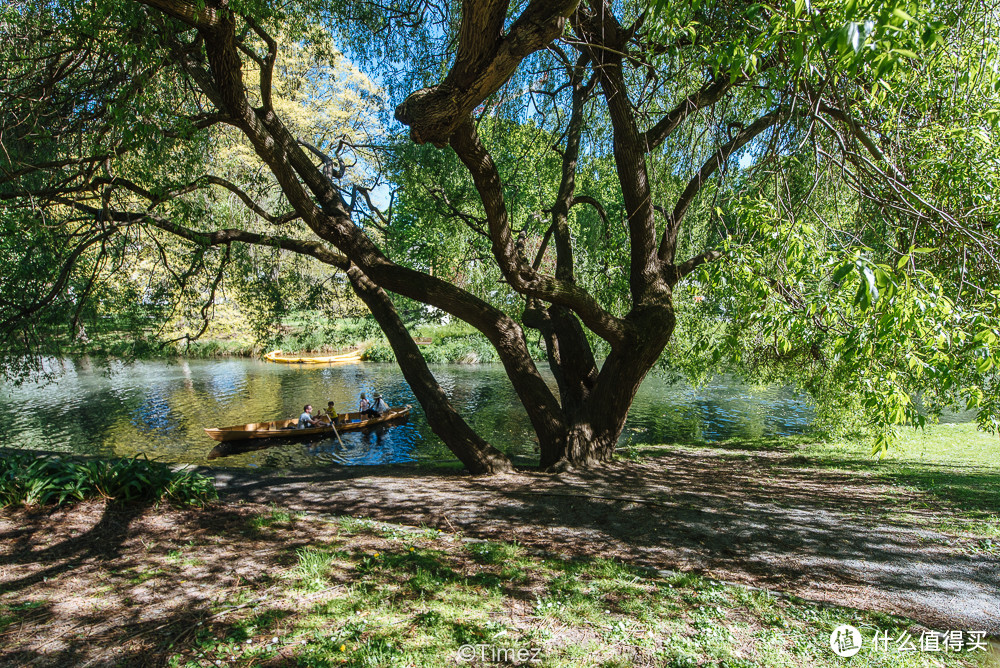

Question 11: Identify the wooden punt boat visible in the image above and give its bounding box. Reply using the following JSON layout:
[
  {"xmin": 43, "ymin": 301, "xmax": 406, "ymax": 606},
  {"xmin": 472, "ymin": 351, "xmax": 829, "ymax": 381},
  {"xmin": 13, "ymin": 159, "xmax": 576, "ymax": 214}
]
[
  {"xmin": 264, "ymin": 349, "xmax": 364, "ymax": 364},
  {"xmin": 203, "ymin": 405, "xmax": 411, "ymax": 442}
]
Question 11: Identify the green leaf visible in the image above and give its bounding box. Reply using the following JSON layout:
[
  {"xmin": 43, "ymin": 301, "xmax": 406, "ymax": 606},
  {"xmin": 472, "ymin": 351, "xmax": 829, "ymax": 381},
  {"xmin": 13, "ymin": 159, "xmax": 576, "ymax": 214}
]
[
  {"xmin": 874, "ymin": 267, "xmax": 891, "ymax": 290},
  {"xmin": 862, "ymin": 265, "xmax": 879, "ymax": 304},
  {"xmin": 876, "ymin": 55, "xmax": 898, "ymax": 78},
  {"xmin": 832, "ymin": 262, "xmax": 854, "ymax": 283},
  {"xmin": 855, "ymin": 279, "xmax": 871, "ymax": 310}
]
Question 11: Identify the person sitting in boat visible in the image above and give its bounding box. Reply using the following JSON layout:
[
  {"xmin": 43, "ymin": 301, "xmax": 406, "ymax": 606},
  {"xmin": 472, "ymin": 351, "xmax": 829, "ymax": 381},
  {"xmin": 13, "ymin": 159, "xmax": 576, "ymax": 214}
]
[
  {"xmin": 297, "ymin": 405, "xmax": 317, "ymax": 429},
  {"xmin": 321, "ymin": 401, "xmax": 340, "ymax": 425},
  {"xmin": 359, "ymin": 392, "xmax": 370, "ymax": 414},
  {"xmin": 370, "ymin": 393, "xmax": 389, "ymax": 417}
]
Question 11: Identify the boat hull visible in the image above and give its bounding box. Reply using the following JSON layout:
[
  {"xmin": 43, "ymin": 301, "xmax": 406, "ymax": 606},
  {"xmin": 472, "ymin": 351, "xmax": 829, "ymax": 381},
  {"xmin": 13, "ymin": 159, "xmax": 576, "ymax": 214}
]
[
  {"xmin": 264, "ymin": 349, "xmax": 363, "ymax": 364},
  {"xmin": 204, "ymin": 406, "xmax": 410, "ymax": 442}
]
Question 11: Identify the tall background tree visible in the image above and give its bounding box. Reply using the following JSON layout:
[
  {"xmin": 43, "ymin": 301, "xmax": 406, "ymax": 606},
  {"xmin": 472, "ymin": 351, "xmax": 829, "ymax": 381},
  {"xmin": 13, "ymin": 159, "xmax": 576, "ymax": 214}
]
[{"xmin": 1, "ymin": 0, "xmax": 997, "ymax": 472}]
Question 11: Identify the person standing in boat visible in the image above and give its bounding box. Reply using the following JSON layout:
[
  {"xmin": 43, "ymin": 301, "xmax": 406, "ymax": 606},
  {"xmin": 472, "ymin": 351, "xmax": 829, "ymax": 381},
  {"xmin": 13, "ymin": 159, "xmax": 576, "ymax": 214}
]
[
  {"xmin": 370, "ymin": 393, "xmax": 389, "ymax": 417},
  {"xmin": 358, "ymin": 392, "xmax": 370, "ymax": 415},
  {"xmin": 297, "ymin": 405, "xmax": 317, "ymax": 429}
]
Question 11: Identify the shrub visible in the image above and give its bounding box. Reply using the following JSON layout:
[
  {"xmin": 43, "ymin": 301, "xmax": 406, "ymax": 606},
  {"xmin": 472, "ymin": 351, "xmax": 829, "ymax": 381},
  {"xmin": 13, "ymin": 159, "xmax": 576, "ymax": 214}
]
[
  {"xmin": 0, "ymin": 454, "xmax": 217, "ymax": 508},
  {"xmin": 362, "ymin": 341, "xmax": 396, "ymax": 362}
]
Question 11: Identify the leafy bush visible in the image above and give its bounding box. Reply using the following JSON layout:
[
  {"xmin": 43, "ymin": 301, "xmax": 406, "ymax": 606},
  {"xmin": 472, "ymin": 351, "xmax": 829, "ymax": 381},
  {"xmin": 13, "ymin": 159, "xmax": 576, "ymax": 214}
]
[
  {"xmin": 363, "ymin": 332, "xmax": 523, "ymax": 364},
  {"xmin": 182, "ymin": 339, "xmax": 259, "ymax": 358},
  {"xmin": 415, "ymin": 321, "xmax": 480, "ymax": 342},
  {"xmin": 0, "ymin": 454, "xmax": 217, "ymax": 508},
  {"xmin": 271, "ymin": 317, "xmax": 546, "ymax": 364},
  {"xmin": 362, "ymin": 341, "xmax": 396, "ymax": 362}
]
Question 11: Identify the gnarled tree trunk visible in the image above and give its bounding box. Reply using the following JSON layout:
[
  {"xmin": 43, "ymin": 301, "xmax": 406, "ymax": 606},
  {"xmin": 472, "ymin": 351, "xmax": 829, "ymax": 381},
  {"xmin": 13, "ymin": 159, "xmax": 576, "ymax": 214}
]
[{"xmin": 120, "ymin": 0, "xmax": 762, "ymax": 474}]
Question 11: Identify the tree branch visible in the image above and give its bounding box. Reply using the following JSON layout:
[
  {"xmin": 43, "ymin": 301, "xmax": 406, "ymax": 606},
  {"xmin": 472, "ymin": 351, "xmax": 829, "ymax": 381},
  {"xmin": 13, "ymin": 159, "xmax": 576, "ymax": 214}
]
[
  {"xmin": 139, "ymin": 0, "xmax": 222, "ymax": 29},
  {"xmin": 50, "ymin": 195, "xmax": 348, "ymax": 268},
  {"xmin": 427, "ymin": 186, "xmax": 489, "ymax": 239},
  {"xmin": 243, "ymin": 14, "xmax": 277, "ymax": 111},
  {"xmin": 346, "ymin": 263, "xmax": 514, "ymax": 473},
  {"xmin": 0, "ymin": 230, "xmax": 117, "ymax": 337},
  {"xmin": 450, "ymin": 116, "xmax": 626, "ymax": 345},
  {"xmin": 570, "ymin": 195, "xmax": 609, "ymax": 227},
  {"xmin": 196, "ymin": 175, "xmax": 299, "ymax": 224},
  {"xmin": 394, "ymin": 0, "xmax": 581, "ymax": 146},
  {"xmin": 575, "ymin": 1, "xmax": 662, "ymax": 303},
  {"xmin": 548, "ymin": 54, "xmax": 598, "ymax": 283},
  {"xmin": 640, "ymin": 76, "xmax": 734, "ymax": 151},
  {"xmin": 672, "ymin": 249, "xmax": 723, "ymax": 283},
  {"xmin": 658, "ymin": 107, "xmax": 789, "ymax": 265}
]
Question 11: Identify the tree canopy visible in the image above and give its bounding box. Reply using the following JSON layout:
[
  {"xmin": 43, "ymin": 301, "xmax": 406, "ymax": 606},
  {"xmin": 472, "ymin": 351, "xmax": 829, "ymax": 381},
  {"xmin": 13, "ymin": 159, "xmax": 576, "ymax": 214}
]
[{"xmin": 1, "ymin": 0, "xmax": 998, "ymax": 472}]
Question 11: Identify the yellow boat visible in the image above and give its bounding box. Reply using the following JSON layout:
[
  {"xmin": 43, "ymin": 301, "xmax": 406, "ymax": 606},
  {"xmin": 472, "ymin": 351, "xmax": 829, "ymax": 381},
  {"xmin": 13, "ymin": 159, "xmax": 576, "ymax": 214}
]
[
  {"xmin": 264, "ymin": 348, "xmax": 363, "ymax": 364},
  {"xmin": 204, "ymin": 405, "xmax": 411, "ymax": 443}
]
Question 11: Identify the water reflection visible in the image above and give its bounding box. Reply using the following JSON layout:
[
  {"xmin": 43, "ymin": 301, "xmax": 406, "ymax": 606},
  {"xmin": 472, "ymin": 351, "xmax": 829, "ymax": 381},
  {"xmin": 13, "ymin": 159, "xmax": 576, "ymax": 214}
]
[{"xmin": 0, "ymin": 358, "xmax": 839, "ymax": 469}]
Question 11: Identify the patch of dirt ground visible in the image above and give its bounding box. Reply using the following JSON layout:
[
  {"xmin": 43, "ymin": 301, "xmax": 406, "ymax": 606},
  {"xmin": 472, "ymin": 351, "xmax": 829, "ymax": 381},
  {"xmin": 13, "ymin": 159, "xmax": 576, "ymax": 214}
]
[
  {"xmin": 1, "ymin": 502, "xmax": 447, "ymax": 667},
  {"xmin": 208, "ymin": 447, "xmax": 1000, "ymax": 634},
  {"xmin": 2, "ymin": 446, "xmax": 997, "ymax": 667}
]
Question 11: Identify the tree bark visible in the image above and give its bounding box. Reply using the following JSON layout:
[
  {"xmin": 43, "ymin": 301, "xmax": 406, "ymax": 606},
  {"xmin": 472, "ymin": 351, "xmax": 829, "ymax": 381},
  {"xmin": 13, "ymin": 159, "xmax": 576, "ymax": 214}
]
[
  {"xmin": 395, "ymin": 0, "xmax": 579, "ymax": 146},
  {"xmin": 539, "ymin": 304, "xmax": 676, "ymax": 469},
  {"xmin": 346, "ymin": 265, "xmax": 514, "ymax": 474},
  {"xmin": 128, "ymin": 0, "xmax": 717, "ymax": 476}
]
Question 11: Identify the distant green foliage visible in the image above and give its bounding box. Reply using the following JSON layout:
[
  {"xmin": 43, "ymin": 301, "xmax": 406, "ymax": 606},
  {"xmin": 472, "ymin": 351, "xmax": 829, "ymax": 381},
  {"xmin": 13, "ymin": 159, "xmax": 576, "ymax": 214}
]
[
  {"xmin": 0, "ymin": 454, "xmax": 217, "ymax": 508},
  {"xmin": 182, "ymin": 339, "xmax": 260, "ymax": 359},
  {"xmin": 364, "ymin": 338, "xmax": 502, "ymax": 364},
  {"xmin": 363, "ymin": 321, "xmax": 546, "ymax": 364}
]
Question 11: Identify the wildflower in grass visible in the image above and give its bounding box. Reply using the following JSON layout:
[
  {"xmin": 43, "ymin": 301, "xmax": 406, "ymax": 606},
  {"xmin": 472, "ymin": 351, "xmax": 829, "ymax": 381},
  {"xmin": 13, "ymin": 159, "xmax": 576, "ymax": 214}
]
[{"xmin": 339, "ymin": 644, "xmax": 345, "ymax": 652}]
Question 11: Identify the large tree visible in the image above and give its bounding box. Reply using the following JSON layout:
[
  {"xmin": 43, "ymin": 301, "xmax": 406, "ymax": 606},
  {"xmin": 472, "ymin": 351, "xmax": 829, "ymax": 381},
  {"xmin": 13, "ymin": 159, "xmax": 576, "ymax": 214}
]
[{"xmin": 2, "ymin": 0, "xmax": 997, "ymax": 472}]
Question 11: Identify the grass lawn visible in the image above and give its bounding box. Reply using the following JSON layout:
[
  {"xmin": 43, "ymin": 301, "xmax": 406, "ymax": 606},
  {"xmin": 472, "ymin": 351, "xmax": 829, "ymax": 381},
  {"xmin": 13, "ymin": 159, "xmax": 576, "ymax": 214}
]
[
  {"xmin": 2, "ymin": 422, "xmax": 997, "ymax": 667},
  {"xmin": 801, "ymin": 423, "xmax": 1000, "ymax": 541},
  {"xmin": 635, "ymin": 421, "xmax": 1000, "ymax": 543},
  {"xmin": 2, "ymin": 502, "xmax": 994, "ymax": 667}
]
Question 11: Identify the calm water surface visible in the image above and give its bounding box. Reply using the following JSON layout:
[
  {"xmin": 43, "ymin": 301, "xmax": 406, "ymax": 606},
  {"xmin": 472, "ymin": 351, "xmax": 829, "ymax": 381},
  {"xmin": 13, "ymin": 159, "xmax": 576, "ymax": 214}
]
[{"xmin": 0, "ymin": 358, "xmax": 817, "ymax": 468}]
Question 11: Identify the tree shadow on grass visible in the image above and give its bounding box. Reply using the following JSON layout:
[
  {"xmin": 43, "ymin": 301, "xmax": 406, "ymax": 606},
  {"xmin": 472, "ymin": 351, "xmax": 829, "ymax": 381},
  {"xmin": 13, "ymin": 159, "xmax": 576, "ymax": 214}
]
[
  {"xmin": 0, "ymin": 503, "xmax": 318, "ymax": 667},
  {"xmin": 887, "ymin": 466, "xmax": 1000, "ymax": 516},
  {"xmin": 774, "ymin": 456, "xmax": 1000, "ymax": 518},
  {"xmin": 633, "ymin": 435, "xmax": 811, "ymax": 454},
  {"xmin": 639, "ymin": 439, "xmax": 1000, "ymax": 519},
  {"xmin": 211, "ymin": 453, "xmax": 1000, "ymax": 634}
]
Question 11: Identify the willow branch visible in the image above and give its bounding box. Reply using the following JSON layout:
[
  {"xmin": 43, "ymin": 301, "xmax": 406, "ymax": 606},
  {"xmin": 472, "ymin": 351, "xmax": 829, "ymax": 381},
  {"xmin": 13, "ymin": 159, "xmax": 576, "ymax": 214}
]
[
  {"xmin": 659, "ymin": 107, "xmax": 789, "ymax": 264},
  {"xmin": 195, "ymin": 175, "xmax": 299, "ymax": 224},
  {"xmin": 570, "ymin": 195, "xmax": 609, "ymax": 226},
  {"xmin": 641, "ymin": 76, "xmax": 734, "ymax": 151}
]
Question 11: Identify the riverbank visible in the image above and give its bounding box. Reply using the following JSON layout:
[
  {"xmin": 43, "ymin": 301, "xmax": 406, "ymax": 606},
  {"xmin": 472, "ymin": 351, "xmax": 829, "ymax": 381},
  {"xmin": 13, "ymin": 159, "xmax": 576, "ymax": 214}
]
[
  {"xmin": 43, "ymin": 314, "xmax": 549, "ymax": 365},
  {"xmin": 2, "ymin": 424, "xmax": 998, "ymax": 666}
]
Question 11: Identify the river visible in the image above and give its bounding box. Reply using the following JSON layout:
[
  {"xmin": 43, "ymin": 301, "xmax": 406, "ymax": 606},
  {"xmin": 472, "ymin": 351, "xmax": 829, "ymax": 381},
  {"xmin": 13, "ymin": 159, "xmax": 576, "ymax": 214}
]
[{"xmin": 0, "ymin": 357, "xmax": 818, "ymax": 469}]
